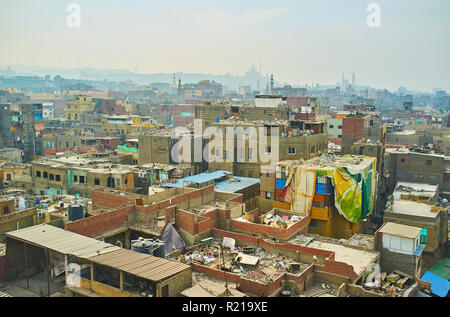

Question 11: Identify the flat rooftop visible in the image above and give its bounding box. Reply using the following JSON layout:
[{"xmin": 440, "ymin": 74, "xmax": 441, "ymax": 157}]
[
  {"xmin": 215, "ymin": 176, "xmax": 260, "ymax": 193},
  {"xmin": 394, "ymin": 182, "xmax": 438, "ymax": 200},
  {"xmin": 379, "ymin": 222, "xmax": 421, "ymax": 239},
  {"xmin": 306, "ymin": 240, "xmax": 378, "ymax": 276},
  {"xmin": 283, "ymin": 155, "xmax": 376, "ymax": 175},
  {"xmin": 390, "ymin": 199, "xmax": 439, "ymax": 219},
  {"xmin": 166, "ymin": 170, "xmax": 260, "ymax": 193}
]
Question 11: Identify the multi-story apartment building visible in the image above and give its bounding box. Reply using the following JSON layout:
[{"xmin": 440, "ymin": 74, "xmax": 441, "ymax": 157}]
[
  {"xmin": 65, "ymin": 95, "xmax": 96, "ymax": 124},
  {"xmin": 388, "ymin": 148, "xmax": 450, "ymax": 199},
  {"xmin": 204, "ymin": 118, "xmax": 328, "ymax": 178},
  {"xmin": 0, "ymin": 103, "xmax": 44, "ymax": 162},
  {"xmin": 261, "ymin": 155, "xmax": 378, "ymax": 239}
]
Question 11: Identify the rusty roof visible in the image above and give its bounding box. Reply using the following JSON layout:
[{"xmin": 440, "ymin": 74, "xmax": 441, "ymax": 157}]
[{"xmin": 87, "ymin": 248, "xmax": 190, "ymax": 282}]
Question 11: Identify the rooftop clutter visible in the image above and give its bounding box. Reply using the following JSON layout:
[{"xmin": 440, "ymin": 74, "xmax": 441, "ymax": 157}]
[
  {"xmin": 279, "ymin": 154, "xmax": 377, "ymax": 223},
  {"xmin": 179, "ymin": 237, "xmax": 309, "ymax": 284}
]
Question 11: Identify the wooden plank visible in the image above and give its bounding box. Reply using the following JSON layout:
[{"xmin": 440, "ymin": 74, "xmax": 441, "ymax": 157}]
[{"xmin": 393, "ymin": 270, "xmax": 413, "ymax": 280}]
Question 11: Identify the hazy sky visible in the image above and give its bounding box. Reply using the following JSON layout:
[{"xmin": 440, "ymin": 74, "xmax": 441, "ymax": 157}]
[{"xmin": 1, "ymin": 0, "xmax": 449, "ymax": 91}]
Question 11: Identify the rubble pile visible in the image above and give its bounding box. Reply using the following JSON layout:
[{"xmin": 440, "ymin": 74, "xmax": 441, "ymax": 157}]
[
  {"xmin": 263, "ymin": 213, "xmax": 299, "ymax": 229},
  {"xmin": 364, "ymin": 270, "xmax": 415, "ymax": 297},
  {"xmin": 181, "ymin": 237, "xmax": 310, "ymax": 284}
]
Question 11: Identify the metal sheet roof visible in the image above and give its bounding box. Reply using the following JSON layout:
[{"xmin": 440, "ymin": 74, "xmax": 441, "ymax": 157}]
[
  {"xmin": 166, "ymin": 170, "xmax": 232, "ymax": 187},
  {"xmin": 379, "ymin": 222, "xmax": 421, "ymax": 239},
  {"xmin": 6, "ymin": 224, "xmax": 190, "ymax": 282},
  {"xmin": 166, "ymin": 170, "xmax": 259, "ymax": 193},
  {"xmin": 87, "ymin": 248, "xmax": 190, "ymax": 282},
  {"xmin": 5, "ymin": 224, "xmax": 120, "ymax": 257},
  {"xmin": 421, "ymin": 272, "xmax": 450, "ymax": 297}
]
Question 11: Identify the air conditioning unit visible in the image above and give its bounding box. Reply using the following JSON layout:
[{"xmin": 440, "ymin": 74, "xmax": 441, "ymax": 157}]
[{"xmin": 37, "ymin": 211, "xmax": 45, "ymax": 218}]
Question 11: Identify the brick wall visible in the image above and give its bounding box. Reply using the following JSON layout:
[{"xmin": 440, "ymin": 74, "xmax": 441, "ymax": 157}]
[
  {"xmin": 230, "ymin": 214, "xmax": 309, "ymax": 241},
  {"xmin": 176, "ymin": 209, "xmax": 196, "ymax": 235},
  {"xmin": 92, "ymin": 189, "xmax": 134, "ymax": 208},
  {"xmin": 65, "ymin": 205, "xmax": 135, "ymax": 237},
  {"xmin": 191, "ymin": 263, "xmax": 241, "ymax": 284},
  {"xmin": 314, "ymin": 259, "xmax": 358, "ymax": 282}
]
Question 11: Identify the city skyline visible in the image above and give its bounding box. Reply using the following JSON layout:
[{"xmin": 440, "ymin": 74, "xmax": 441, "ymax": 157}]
[{"xmin": 1, "ymin": 0, "xmax": 449, "ymax": 92}]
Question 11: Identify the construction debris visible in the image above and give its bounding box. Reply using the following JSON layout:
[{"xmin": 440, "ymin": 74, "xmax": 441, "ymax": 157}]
[{"xmin": 180, "ymin": 237, "xmax": 309, "ymax": 284}]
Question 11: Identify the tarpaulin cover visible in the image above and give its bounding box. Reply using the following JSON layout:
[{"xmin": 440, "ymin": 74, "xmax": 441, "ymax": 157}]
[
  {"xmin": 291, "ymin": 165, "xmax": 316, "ymax": 215},
  {"xmin": 290, "ymin": 158, "xmax": 376, "ymax": 224},
  {"xmin": 161, "ymin": 222, "xmax": 185, "ymax": 254},
  {"xmin": 317, "ymin": 160, "xmax": 376, "ymax": 223}
]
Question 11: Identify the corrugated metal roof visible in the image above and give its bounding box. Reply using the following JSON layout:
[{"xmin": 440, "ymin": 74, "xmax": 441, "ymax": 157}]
[
  {"xmin": 87, "ymin": 248, "xmax": 190, "ymax": 282},
  {"xmin": 166, "ymin": 170, "xmax": 231, "ymax": 187},
  {"xmin": 6, "ymin": 224, "xmax": 190, "ymax": 282},
  {"xmin": 379, "ymin": 222, "xmax": 421, "ymax": 239},
  {"xmin": 5, "ymin": 224, "xmax": 120, "ymax": 257},
  {"xmin": 166, "ymin": 170, "xmax": 259, "ymax": 193}
]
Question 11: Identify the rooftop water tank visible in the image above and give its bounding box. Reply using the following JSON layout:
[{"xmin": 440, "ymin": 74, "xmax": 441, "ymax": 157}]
[
  {"xmin": 152, "ymin": 240, "xmax": 166, "ymax": 259},
  {"xmin": 131, "ymin": 238, "xmax": 154, "ymax": 254},
  {"xmin": 68, "ymin": 204, "xmax": 84, "ymax": 222}
]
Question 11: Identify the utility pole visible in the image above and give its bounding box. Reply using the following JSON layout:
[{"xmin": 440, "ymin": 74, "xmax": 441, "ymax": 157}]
[{"xmin": 219, "ymin": 243, "xmax": 231, "ymax": 296}]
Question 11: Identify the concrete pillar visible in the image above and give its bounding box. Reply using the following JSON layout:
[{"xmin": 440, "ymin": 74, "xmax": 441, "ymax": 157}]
[
  {"xmin": 90, "ymin": 263, "xmax": 94, "ymax": 281},
  {"xmin": 119, "ymin": 271, "xmax": 123, "ymax": 291},
  {"xmin": 124, "ymin": 231, "xmax": 131, "ymax": 249}
]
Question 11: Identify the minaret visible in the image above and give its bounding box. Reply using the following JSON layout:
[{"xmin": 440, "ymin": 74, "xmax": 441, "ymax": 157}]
[
  {"xmin": 270, "ymin": 74, "xmax": 274, "ymax": 94},
  {"xmin": 177, "ymin": 78, "xmax": 183, "ymax": 103}
]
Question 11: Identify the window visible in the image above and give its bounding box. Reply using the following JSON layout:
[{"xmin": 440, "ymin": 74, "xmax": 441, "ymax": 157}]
[
  {"xmin": 124, "ymin": 178, "xmax": 128, "ymax": 185},
  {"xmin": 329, "ymin": 125, "xmax": 334, "ymax": 129},
  {"xmin": 265, "ymin": 146, "xmax": 271, "ymax": 153},
  {"xmin": 338, "ymin": 125, "xmax": 342, "ymax": 129},
  {"xmin": 338, "ymin": 135, "xmax": 342, "ymax": 138},
  {"xmin": 429, "ymin": 175, "xmax": 436, "ymax": 181},
  {"xmin": 74, "ymin": 175, "xmax": 78, "ymax": 182},
  {"xmin": 288, "ymin": 147, "xmax": 296, "ymax": 154},
  {"xmin": 49, "ymin": 174, "xmax": 54, "ymax": 181},
  {"xmin": 79, "ymin": 176, "xmax": 85, "ymax": 184},
  {"xmin": 426, "ymin": 160, "xmax": 432, "ymax": 166},
  {"xmin": 55, "ymin": 175, "xmax": 61, "ymax": 182},
  {"xmin": 311, "ymin": 146, "xmax": 315, "ymax": 153},
  {"xmin": 94, "ymin": 178, "xmax": 100, "ymax": 185},
  {"xmin": 398, "ymin": 172, "xmax": 404, "ymax": 178},
  {"xmin": 265, "ymin": 192, "xmax": 271, "ymax": 199},
  {"xmin": 3, "ymin": 206, "xmax": 10, "ymax": 214},
  {"xmin": 6, "ymin": 174, "xmax": 11, "ymax": 180},
  {"xmin": 36, "ymin": 171, "xmax": 41, "ymax": 177},
  {"xmin": 401, "ymin": 158, "xmax": 405, "ymax": 163},
  {"xmin": 248, "ymin": 148, "xmax": 253, "ymax": 160},
  {"xmin": 412, "ymin": 174, "xmax": 418, "ymax": 179},
  {"xmin": 43, "ymin": 171, "xmax": 48, "ymax": 178}
]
